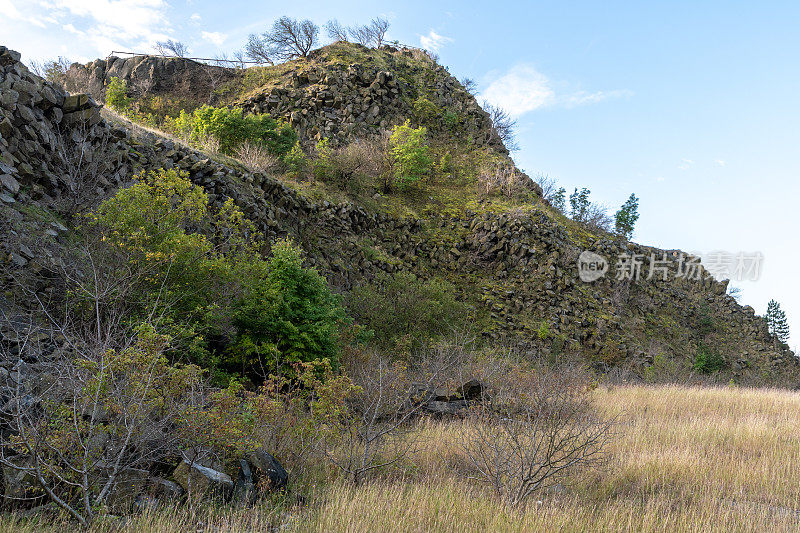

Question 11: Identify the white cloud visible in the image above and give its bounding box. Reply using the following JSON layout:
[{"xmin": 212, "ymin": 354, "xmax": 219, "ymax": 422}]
[
  {"xmin": 190, "ymin": 12, "xmax": 201, "ymax": 22},
  {"xmin": 0, "ymin": 0, "xmax": 48, "ymax": 27},
  {"xmin": 678, "ymin": 158, "xmax": 694, "ymax": 170},
  {"xmin": 481, "ymin": 65, "xmax": 554, "ymax": 117},
  {"xmin": 480, "ymin": 64, "xmax": 630, "ymax": 118},
  {"xmin": 715, "ymin": 159, "xmax": 726, "ymax": 167},
  {"xmin": 63, "ymin": 23, "xmax": 85, "ymax": 35},
  {"xmin": 201, "ymin": 31, "xmax": 227, "ymax": 46},
  {"xmin": 419, "ymin": 30, "xmax": 453, "ymax": 52},
  {"xmin": 0, "ymin": 0, "xmax": 22, "ymax": 19},
  {"xmin": 5, "ymin": 0, "xmax": 173, "ymax": 57},
  {"xmin": 562, "ymin": 89, "xmax": 634, "ymax": 108}
]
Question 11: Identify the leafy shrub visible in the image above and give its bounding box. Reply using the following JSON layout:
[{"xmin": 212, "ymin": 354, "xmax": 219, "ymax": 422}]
[
  {"xmin": 91, "ymin": 169, "xmax": 347, "ymax": 380},
  {"xmin": 693, "ymin": 344, "xmax": 726, "ymax": 374},
  {"xmin": 283, "ymin": 141, "xmax": 308, "ymax": 176},
  {"xmin": 90, "ymin": 168, "xmax": 246, "ymax": 317},
  {"xmin": 182, "ymin": 359, "xmax": 354, "ymax": 476},
  {"xmin": 389, "ymin": 120, "xmax": 432, "ymax": 189},
  {"xmin": 172, "ymin": 104, "xmax": 297, "ymax": 156},
  {"xmin": 312, "ymin": 138, "xmax": 334, "ymax": 180},
  {"xmin": 442, "ymin": 110, "xmax": 460, "ymax": 132},
  {"xmin": 345, "ymin": 271, "xmax": 468, "ymax": 352},
  {"xmin": 412, "ymin": 97, "xmax": 440, "ymax": 127},
  {"xmin": 537, "ymin": 320, "xmax": 550, "ymax": 340},
  {"xmin": 105, "ymin": 76, "xmax": 130, "ymax": 112},
  {"xmin": 229, "ymin": 239, "xmax": 347, "ymax": 380}
]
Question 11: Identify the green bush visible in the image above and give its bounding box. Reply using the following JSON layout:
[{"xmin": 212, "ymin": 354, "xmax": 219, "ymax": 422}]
[
  {"xmin": 283, "ymin": 141, "xmax": 308, "ymax": 176},
  {"xmin": 90, "ymin": 169, "xmax": 347, "ymax": 381},
  {"xmin": 230, "ymin": 239, "xmax": 347, "ymax": 380},
  {"xmin": 412, "ymin": 97, "xmax": 440, "ymax": 127},
  {"xmin": 345, "ymin": 271, "xmax": 467, "ymax": 352},
  {"xmin": 172, "ymin": 104, "xmax": 297, "ymax": 156},
  {"xmin": 105, "ymin": 76, "xmax": 130, "ymax": 112},
  {"xmin": 389, "ymin": 120, "xmax": 432, "ymax": 188},
  {"xmin": 312, "ymin": 138, "xmax": 333, "ymax": 180},
  {"xmin": 442, "ymin": 110, "xmax": 460, "ymax": 131},
  {"xmin": 693, "ymin": 345, "xmax": 726, "ymax": 374},
  {"xmin": 537, "ymin": 321, "xmax": 550, "ymax": 340}
]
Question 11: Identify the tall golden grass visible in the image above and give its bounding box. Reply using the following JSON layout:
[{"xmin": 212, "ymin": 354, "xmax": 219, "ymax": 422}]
[{"xmin": 4, "ymin": 384, "xmax": 800, "ymax": 532}]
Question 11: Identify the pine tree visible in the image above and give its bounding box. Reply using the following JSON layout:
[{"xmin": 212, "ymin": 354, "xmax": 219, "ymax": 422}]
[
  {"xmin": 766, "ymin": 299, "xmax": 790, "ymax": 343},
  {"xmin": 614, "ymin": 193, "xmax": 640, "ymax": 239}
]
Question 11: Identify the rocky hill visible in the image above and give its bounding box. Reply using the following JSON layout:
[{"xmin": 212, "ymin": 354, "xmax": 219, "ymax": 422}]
[
  {"xmin": 68, "ymin": 42, "xmax": 507, "ymax": 152},
  {"xmin": 2, "ymin": 43, "xmax": 797, "ymax": 386}
]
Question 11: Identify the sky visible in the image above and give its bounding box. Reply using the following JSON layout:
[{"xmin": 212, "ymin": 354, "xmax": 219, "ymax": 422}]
[{"xmin": 2, "ymin": 0, "xmax": 799, "ymax": 347}]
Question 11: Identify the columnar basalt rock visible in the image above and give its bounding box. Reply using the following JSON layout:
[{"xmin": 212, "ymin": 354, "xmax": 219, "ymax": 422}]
[
  {"xmin": 66, "ymin": 54, "xmax": 238, "ymax": 104},
  {"xmin": 66, "ymin": 43, "xmax": 508, "ymax": 153},
  {"xmin": 2, "ymin": 43, "xmax": 797, "ymax": 387},
  {"xmin": 1, "ymin": 41, "xmax": 799, "ymax": 509}
]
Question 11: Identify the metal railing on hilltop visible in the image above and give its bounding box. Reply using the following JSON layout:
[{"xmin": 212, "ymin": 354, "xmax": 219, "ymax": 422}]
[{"xmin": 105, "ymin": 41, "xmax": 433, "ymax": 68}]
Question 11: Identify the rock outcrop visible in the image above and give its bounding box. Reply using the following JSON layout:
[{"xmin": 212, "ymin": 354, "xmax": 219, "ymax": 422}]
[
  {"xmin": 66, "ymin": 54, "xmax": 237, "ymax": 105},
  {"xmin": 2, "ymin": 44, "xmax": 796, "ymax": 386},
  {"xmin": 2, "ymin": 40, "xmax": 798, "ymax": 510},
  {"xmin": 67, "ymin": 43, "xmax": 508, "ymax": 153}
]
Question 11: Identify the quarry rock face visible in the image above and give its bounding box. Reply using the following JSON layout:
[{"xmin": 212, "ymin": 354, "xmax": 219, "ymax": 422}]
[
  {"xmin": 67, "ymin": 54, "xmax": 238, "ymax": 104},
  {"xmin": 67, "ymin": 43, "xmax": 508, "ymax": 153},
  {"xmin": 1, "ymin": 40, "xmax": 799, "ymax": 509},
  {"xmin": 238, "ymin": 48, "xmax": 506, "ymax": 151},
  {"xmin": 1, "ymin": 44, "xmax": 797, "ymax": 387}
]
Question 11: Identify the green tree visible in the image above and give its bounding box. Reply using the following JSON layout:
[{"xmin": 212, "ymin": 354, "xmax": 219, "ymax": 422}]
[
  {"xmin": 551, "ymin": 187, "xmax": 566, "ymax": 214},
  {"xmin": 766, "ymin": 299, "xmax": 790, "ymax": 343},
  {"xmin": 569, "ymin": 187, "xmax": 591, "ymax": 221},
  {"xmin": 615, "ymin": 193, "xmax": 640, "ymax": 239},
  {"xmin": 389, "ymin": 120, "xmax": 432, "ymax": 189},
  {"xmin": 230, "ymin": 239, "xmax": 347, "ymax": 380},
  {"xmin": 693, "ymin": 344, "xmax": 726, "ymax": 374},
  {"xmin": 104, "ymin": 76, "xmax": 130, "ymax": 112},
  {"xmin": 91, "ymin": 169, "xmax": 349, "ymax": 380},
  {"xmin": 312, "ymin": 137, "xmax": 333, "ymax": 179}
]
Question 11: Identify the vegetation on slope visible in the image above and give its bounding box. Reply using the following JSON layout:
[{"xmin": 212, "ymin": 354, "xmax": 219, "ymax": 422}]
[{"xmin": 5, "ymin": 385, "xmax": 800, "ymax": 532}]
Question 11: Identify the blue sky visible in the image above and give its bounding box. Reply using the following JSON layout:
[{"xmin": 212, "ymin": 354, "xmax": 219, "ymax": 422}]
[{"xmin": 3, "ymin": 1, "xmax": 799, "ymax": 346}]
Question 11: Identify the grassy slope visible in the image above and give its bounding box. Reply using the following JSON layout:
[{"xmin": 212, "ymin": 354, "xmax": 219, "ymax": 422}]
[{"xmin": 6, "ymin": 384, "xmax": 800, "ymax": 532}]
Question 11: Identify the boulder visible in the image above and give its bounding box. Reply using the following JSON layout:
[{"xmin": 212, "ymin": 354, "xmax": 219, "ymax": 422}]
[
  {"xmin": 247, "ymin": 449, "xmax": 288, "ymax": 491},
  {"xmin": 232, "ymin": 459, "xmax": 257, "ymax": 505},
  {"xmin": 459, "ymin": 379, "xmax": 485, "ymax": 401},
  {"xmin": 172, "ymin": 459, "xmax": 234, "ymax": 502}
]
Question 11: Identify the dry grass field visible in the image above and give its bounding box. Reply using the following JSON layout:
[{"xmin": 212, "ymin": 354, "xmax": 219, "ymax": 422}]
[{"xmin": 4, "ymin": 384, "xmax": 800, "ymax": 532}]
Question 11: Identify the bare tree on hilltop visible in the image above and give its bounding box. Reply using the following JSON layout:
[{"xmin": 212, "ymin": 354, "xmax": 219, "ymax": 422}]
[
  {"xmin": 349, "ymin": 17, "xmax": 391, "ymax": 48},
  {"xmin": 325, "ymin": 19, "xmax": 349, "ymax": 42},
  {"xmin": 155, "ymin": 39, "xmax": 188, "ymax": 57},
  {"xmin": 245, "ymin": 33, "xmax": 273, "ymax": 65},
  {"xmin": 483, "ymin": 101, "xmax": 520, "ymax": 151}
]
